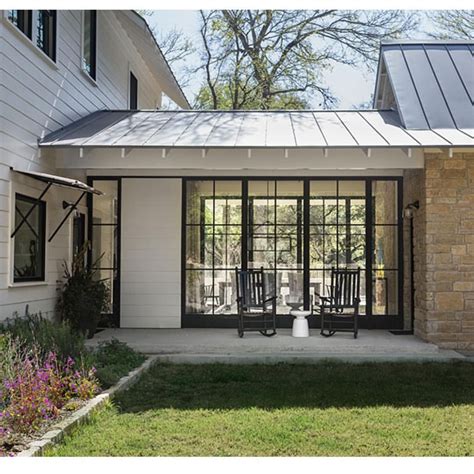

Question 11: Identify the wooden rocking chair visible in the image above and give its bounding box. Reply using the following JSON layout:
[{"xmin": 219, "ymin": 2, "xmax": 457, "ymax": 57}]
[
  {"xmin": 318, "ymin": 267, "xmax": 361, "ymax": 339},
  {"xmin": 235, "ymin": 267, "xmax": 277, "ymax": 338}
]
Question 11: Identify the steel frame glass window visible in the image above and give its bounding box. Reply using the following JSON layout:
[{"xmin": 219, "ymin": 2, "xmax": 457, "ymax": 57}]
[
  {"xmin": 8, "ymin": 10, "xmax": 33, "ymax": 38},
  {"xmin": 82, "ymin": 10, "xmax": 97, "ymax": 79},
  {"xmin": 36, "ymin": 10, "xmax": 56, "ymax": 61},
  {"xmin": 13, "ymin": 193, "xmax": 46, "ymax": 282},
  {"xmin": 183, "ymin": 177, "xmax": 403, "ymax": 327},
  {"xmin": 88, "ymin": 178, "xmax": 121, "ymax": 326}
]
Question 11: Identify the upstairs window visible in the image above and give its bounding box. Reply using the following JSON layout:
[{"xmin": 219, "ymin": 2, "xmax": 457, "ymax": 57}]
[
  {"xmin": 8, "ymin": 10, "xmax": 32, "ymax": 39},
  {"xmin": 36, "ymin": 10, "xmax": 56, "ymax": 61},
  {"xmin": 129, "ymin": 71, "xmax": 138, "ymax": 110},
  {"xmin": 13, "ymin": 194, "xmax": 46, "ymax": 283},
  {"xmin": 82, "ymin": 10, "xmax": 97, "ymax": 80}
]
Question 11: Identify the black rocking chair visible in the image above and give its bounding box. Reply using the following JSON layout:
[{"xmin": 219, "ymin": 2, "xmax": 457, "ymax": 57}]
[
  {"xmin": 318, "ymin": 267, "xmax": 361, "ymax": 339},
  {"xmin": 235, "ymin": 267, "xmax": 277, "ymax": 338}
]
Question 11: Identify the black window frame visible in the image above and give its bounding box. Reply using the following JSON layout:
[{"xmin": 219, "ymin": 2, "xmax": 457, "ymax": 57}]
[
  {"xmin": 8, "ymin": 10, "xmax": 33, "ymax": 39},
  {"xmin": 129, "ymin": 71, "xmax": 138, "ymax": 110},
  {"xmin": 36, "ymin": 10, "xmax": 57, "ymax": 61},
  {"xmin": 182, "ymin": 177, "xmax": 404, "ymax": 330},
  {"xmin": 13, "ymin": 193, "xmax": 47, "ymax": 283},
  {"xmin": 82, "ymin": 10, "xmax": 97, "ymax": 80}
]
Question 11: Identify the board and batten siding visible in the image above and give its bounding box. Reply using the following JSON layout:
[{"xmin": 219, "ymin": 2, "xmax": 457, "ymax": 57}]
[
  {"xmin": 120, "ymin": 179, "xmax": 182, "ymax": 328},
  {"xmin": 0, "ymin": 10, "xmax": 164, "ymax": 320}
]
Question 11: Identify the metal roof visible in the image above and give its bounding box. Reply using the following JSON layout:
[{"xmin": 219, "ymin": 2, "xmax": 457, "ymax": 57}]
[
  {"xmin": 375, "ymin": 41, "xmax": 474, "ymax": 131},
  {"xmin": 39, "ymin": 110, "xmax": 474, "ymax": 149}
]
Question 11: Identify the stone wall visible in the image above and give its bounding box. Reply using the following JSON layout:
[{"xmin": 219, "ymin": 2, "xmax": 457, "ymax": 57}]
[{"xmin": 404, "ymin": 152, "xmax": 474, "ymax": 350}]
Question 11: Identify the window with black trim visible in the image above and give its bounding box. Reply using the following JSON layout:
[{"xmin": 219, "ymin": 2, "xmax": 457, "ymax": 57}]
[
  {"xmin": 82, "ymin": 10, "xmax": 97, "ymax": 79},
  {"xmin": 13, "ymin": 194, "xmax": 46, "ymax": 282},
  {"xmin": 8, "ymin": 10, "xmax": 32, "ymax": 38},
  {"xmin": 36, "ymin": 10, "xmax": 56, "ymax": 61},
  {"xmin": 129, "ymin": 71, "xmax": 138, "ymax": 110}
]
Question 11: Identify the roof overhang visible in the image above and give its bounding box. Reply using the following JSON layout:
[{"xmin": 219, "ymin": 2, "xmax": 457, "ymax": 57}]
[
  {"xmin": 39, "ymin": 110, "xmax": 474, "ymax": 150},
  {"xmin": 114, "ymin": 11, "xmax": 190, "ymax": 110}
]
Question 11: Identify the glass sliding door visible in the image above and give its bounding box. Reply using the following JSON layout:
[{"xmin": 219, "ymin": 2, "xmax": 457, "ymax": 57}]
[
  {"xmin": 372, "ymin": 180, "xmax": 400, "ymax": 315},
  {"xmin": 183, "ymin": 177, "xmax": 402, "ymax": 327},
  {"xmin": 89, "ymin": 178, "xmax": 120, "ymax": 326},
  {"xmin": 185, "ymin": 180, "xmax": 242, "ymax": 315},
  {"xmin": 309, "ymin": 180, "xmax": 367, "ymax": 313},
  {"xmin": 248, "ymin": 180, "xmax": 304, "ymax": 314}
]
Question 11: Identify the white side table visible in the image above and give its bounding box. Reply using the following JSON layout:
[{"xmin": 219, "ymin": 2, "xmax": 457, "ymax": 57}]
[{"xmin": 291, "ymin": 310, "xmax": 311, "ymax": 337}]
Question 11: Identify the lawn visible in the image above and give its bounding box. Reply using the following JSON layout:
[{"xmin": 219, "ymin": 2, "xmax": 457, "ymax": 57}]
[{"xmin": 47, "ymin": 362, "xmax": 474, "ymax": 456}]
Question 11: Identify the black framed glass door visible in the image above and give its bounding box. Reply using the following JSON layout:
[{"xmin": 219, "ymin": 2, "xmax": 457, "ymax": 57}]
[{"xmin": 182, "ymin": 177, "xmax": 403, "ymax": 329}]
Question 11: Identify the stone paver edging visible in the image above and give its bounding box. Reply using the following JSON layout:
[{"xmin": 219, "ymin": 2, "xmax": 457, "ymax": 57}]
[{"xmin": 17, "ymin": 355, "xmax": 159, "ymax": 457}]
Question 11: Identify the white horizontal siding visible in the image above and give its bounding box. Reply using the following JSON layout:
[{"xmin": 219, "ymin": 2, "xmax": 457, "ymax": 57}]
[
  {"xmin": 0, "ymin": 10, "xmax": 167, "ymax": 321},
  {"xmin": 120, "ymin": 178, "xmax": 181, "ymax": 328}
]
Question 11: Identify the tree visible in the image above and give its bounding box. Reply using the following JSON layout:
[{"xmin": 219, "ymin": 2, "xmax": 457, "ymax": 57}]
[
  {"xmin": 427, "ymin": 10, "xmax": 474, "ymax": 39},
  {"xmin": 195, "ymin": 10, "xmax": 418, "ymax": 110}
]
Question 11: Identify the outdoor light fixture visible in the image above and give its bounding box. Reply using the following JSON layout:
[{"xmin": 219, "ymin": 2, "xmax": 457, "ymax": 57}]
[{"xmin": 403, "ymin": 200, "xmax": 419, "ymax": 219}]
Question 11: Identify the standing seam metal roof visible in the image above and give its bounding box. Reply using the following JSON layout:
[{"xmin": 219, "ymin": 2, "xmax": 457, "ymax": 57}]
[
  {"xmin": 39, "ymin": 110, "xmax": 474, "ymax": 148},
  {"xmin": 377, "ymin": 41, "xmax": 474, "ymax": 131}
]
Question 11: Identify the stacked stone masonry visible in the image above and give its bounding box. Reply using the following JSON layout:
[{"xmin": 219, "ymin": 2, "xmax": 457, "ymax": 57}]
[{"xmin": 404, "ymin": 152, "xmax": 474, "ymax": 350}]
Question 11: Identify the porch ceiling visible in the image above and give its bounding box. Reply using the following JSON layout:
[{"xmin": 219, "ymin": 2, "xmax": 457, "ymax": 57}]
[{"xmin": 39, "ymin": 110, "xmax": 474, "ymax": 150}]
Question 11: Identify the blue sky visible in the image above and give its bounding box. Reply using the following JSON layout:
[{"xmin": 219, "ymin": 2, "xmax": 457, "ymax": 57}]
[{"xmin": 149, "ymin": 10, "xmax": 436, "ymax": 109}]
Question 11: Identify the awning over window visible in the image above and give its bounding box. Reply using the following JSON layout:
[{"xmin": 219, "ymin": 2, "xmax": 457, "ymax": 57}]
[
  {"xmin": 11, "ymin": 168, "xmax": 103, "ymax": 242},
  {"xmin": 11, "ymin": 168, "xmax": 103, "ymax": 195}
]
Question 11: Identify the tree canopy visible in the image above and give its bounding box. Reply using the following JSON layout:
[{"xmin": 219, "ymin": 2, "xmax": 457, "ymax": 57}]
[{"xmin": 194, "ymin": 10, "xmax": 419, "ymax": 110}]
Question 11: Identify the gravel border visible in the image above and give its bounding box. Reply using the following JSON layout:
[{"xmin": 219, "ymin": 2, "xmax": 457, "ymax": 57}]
[{"xmin": 16, "ymin": 355, "xmax": 159, "ymax": 457}]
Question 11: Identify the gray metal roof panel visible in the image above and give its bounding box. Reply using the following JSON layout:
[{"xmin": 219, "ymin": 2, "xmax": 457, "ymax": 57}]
[
  {"xmin": 447, "ymin": 44, "xmax": 474, "ymax": 103},
  {"xmin": 235, "ymin": 112, "xmax": 268, "ymax": 147},
  {"xmin": 115, "ymin": 112, "xmax": 177, "ymax": 146},
  {"xmin": 360, "ymin": 110, "xmax": 419, "ymax": 147},
  {"xmin": 39, "ymin": 110, "xmax": 474, "ymax": 149},
  {"xmin": 266, "ymin": 112, "xmax": 296, "ymax": 147},
  {"xmin": 379, "ymin": 42, "xmax": 474, "ymax": 131},
  {"xmin": 382, "ymin": 45, "xmax": 429, "ymax": 129},
  {"xmin": 204, "ymin": 112, "xmax": 244, "ymax": 147},
  {"xmin": 336, "ymin": 111, "xmax": 388, "ymax": 147},
  {"xmin": 290, "ymin": 112, "xmax": 326, "ymax": 146},
  {"xmin": 313, "ymin": 111, "xmax": 357, "ymax": 146},
  {"xmin": 145, "ymin": 111, "xmax": 199, "ymax": 146},
  {"xmin": 425, "ymin": 45, "xmax": 473, "ymax": 129},
  {"xmin": 403, "ymin": 45, "xmax": 456, "ymax": 129}
]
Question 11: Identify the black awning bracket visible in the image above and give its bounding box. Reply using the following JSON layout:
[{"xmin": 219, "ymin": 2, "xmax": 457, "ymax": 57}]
[
  {"xmin": 48, "ymin": 191, "xmax": 86, "ymax": 242},
  {"xmin": 10, "ymin": 167, "xmax": 103, "ymax": 242}
]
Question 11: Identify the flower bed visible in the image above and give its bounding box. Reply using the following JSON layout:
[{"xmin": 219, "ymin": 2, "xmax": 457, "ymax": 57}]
[{"xmin": 0, "ymin": 314, "xmax": 145, "ymax": 456}]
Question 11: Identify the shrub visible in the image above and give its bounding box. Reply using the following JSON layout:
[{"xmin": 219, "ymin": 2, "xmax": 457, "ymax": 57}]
[
  {"xmin": 57, "ymin": 246, "xmax": 110, "ymax": 339},
  {"xmin": 0, "ymin": 337, "xmax": 99, "ymax": 435},
  {"xmin": 91, "ymin": 339, "xmax": 146, "ymax": 388},
  {"xmin": 0, "ymin": 310, "xmax": 87, "ymax": 364}
]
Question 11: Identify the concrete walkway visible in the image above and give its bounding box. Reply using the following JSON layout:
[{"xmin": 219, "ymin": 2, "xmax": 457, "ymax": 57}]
[{"xmin": 88, "ymin": 328, "xmax": 468, "ymax": 363}]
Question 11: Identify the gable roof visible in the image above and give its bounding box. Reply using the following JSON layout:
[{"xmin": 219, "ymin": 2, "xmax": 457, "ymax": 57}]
[
  {"xmin": 374, "ymin": 40, "xmax": 473, "ymax": 131},
  {"xmin": 39, "ymin": 109, "xmax": 474, "ymax": 149},
  {"xmin": 114, "ymin": 11, "xmax": 190, "ymax": 109}
]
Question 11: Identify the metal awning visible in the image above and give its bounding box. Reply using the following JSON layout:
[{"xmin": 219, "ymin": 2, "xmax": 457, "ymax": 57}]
[
  {"xmin": 11, "ymin": 168, "xmax": 103, "ymax": 195},
  {"xmin": 11, "ymin": 168, "xmax": 103, "ymax": 242},
  {"xmin": 39, "ymin": 110, "xmax": 474, "ymax": 150}
]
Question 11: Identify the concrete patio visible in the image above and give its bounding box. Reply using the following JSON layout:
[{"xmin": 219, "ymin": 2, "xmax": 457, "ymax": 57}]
[{"xmin": 88, "ymin": 329, "xmax": 468, "ymax": 363}]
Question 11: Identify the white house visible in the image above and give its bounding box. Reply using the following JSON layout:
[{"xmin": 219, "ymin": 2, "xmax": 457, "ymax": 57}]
[
  {"xmin": 0, "ymin": 9, "xmax": 188, "ymax": 321},
  {"xmin": 1, "ymin": 11, "xmax": 473, "ymax": 350}
]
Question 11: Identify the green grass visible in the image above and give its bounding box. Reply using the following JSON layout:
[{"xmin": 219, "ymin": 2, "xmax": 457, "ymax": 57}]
[{"xmin": 46, "ymin": 362, "xmax": 474, "ymax": 456}]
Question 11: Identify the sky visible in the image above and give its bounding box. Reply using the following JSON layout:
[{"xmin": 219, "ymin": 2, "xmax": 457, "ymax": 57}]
[{"xmin": 148, "ymin": 10, "xmax": 437, "ymax": 109}]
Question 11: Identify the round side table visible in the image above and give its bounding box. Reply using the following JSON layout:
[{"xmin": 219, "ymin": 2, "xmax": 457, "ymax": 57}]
[{"xmin": 291, "ymin": 310, "xmax": 311, "ymax": 337}]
